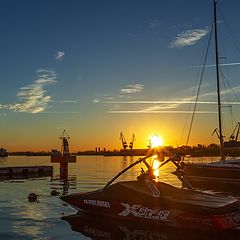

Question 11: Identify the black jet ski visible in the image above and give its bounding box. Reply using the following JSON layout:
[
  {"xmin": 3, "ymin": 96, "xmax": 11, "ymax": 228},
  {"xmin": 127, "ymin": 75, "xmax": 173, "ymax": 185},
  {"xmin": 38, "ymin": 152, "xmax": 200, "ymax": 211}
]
[{"xmin": 60, "ymin": 155, "xmax": 240, "ymax": 230}]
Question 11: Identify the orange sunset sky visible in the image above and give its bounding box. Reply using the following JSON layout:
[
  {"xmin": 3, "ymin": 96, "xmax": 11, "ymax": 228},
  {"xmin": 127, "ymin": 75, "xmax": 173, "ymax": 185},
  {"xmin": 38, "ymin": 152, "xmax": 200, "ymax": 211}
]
[{"xmin": 1, "ymin": 0, "xmax": 240, "ymax": 152}]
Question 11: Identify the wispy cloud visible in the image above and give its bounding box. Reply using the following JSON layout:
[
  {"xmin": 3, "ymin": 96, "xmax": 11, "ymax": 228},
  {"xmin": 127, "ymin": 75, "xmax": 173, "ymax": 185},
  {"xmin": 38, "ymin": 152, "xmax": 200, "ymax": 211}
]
[
  {"xmin": 105, "ymin": 99, "xmax": 240, "ymax": 114},
  {"xmin": 190, "ymin": 62, "xmax": 240, "ymax": 68},
  {"xmin": 102, "ymin": 100, "xmax": 240, "ymax": 105},
  {"xmin": 93, "ymin": 77, "xmax": 240, "ymax": 115},
  {"xmin": 51, "ymin": 100, "xmax": 78, "ymax": 103},
  {"xmin": 100, "ymin": 83, "xmax": 240, "ymax": 114},
  {"xmin": 93, "ymin": 99, "xmax": 100, "ymax": 103},
  {"xmin": 108, "ymin": 110, "xmax": 217, "ymax": 114},
  {"xmin": 93, "ymin": 83, "xmax": 144, "ymax": 103},
  {"xmin": 149, "ymin": 19, "xmax": 162, "ymax": 28},
  {"xmin": 39, "ymin": 111, "xmax": 79, "ymax": 114},
  {"xmin": 120, "ymin": 84, "xmax": 144, "ymax": 94},
  {"xmin": 170, "ymin": 28, "xmax": 209, "ymax": 48},
  {"xmin": 55, "ymin": 51, "xmax": 65, "ymax": 61},
  {"xmin": 93, "ymin": 95, "xmax": 115, "ymax": 103},
  {"xmin": 8, "ymin": 69, "xmax": 57, "ymax": 113}
]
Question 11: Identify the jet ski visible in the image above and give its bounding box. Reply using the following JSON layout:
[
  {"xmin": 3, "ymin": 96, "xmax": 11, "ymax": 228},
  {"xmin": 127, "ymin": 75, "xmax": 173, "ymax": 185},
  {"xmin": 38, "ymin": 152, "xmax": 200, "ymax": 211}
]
[{"xmin": 60, "ymin": 154, "xmax": 240, "ymax": 230}]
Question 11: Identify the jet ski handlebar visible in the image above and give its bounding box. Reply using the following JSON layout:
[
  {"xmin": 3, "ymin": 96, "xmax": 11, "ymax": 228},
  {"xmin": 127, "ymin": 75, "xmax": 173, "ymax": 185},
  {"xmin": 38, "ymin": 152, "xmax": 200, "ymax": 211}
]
[
  {"xmin": 103, "ymin": 155, "xmax": 151, "ymax": 190},
  {"xmin": 103, "ymin": 154, "xmax": 192, "ymax": 190}
]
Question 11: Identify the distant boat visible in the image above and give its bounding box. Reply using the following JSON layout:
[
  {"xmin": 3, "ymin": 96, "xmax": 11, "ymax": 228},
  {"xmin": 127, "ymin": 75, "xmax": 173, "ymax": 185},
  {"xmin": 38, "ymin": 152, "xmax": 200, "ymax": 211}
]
[
  {"xmin": 180, "ymin": 0, "xmax": 240, "ymax": 193},
  {"xmin": 0, "ymin": 148, "xmax": 8, "ymax": 157}
]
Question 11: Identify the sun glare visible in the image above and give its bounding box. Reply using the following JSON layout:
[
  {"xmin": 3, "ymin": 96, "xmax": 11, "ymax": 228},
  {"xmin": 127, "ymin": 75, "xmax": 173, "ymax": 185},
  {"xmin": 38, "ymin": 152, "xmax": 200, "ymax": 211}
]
[
  {"xmin": 152, "ymin": 157, "xmax": 161, "ymax": 178},
  {"xmin": 152, "ymin": 158, "xmax": 161, "ymax": 169},
  {"xmin": 150, "ymin": 134, "xmax": 164, "ymax": 148}
]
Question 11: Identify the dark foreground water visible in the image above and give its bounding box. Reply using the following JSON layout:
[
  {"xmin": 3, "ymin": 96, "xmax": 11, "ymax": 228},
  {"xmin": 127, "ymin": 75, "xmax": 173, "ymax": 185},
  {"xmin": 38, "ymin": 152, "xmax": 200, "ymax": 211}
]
[{"xmin": 0, "ymin": 156, "xmax": 239, "ymax": 239}]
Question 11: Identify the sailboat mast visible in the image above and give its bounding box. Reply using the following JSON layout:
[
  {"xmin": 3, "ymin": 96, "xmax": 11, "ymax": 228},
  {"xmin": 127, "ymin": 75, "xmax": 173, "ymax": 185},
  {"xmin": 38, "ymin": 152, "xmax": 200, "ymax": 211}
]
[{"xmin": 213, "ymin": 0, "xmax": 224, "ymax": 160}]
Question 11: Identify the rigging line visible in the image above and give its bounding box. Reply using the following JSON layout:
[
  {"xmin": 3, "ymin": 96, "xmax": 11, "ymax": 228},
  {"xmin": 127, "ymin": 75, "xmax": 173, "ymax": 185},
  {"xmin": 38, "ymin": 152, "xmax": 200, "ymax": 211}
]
[
  {"xmin": 220, "ymin": 69, "xmax": 232, "ymax": 106},
  {"xmin": 221, "ymin": 70, "xmax": 240, "ymax": 127},
  {"xmin": 217, "ymin": 5, "xmax": 240, "ymax": 116},
  {"xmin": 220, "ymin": 70, "xmax": 239, "ymax": 133},
  {"xmin": 222, "ymin": 75, "xmax": 240, "ymax": 102},
  {"xmin": 218, "ymin": 6, "xmax": 240, "ymax": 56},
  {"xmin": 180, "ymin": 28, "xmax": 213, "ymax": 146},
  {"xmin": 220, "ymin": 69, "xmax": 233, "ymax": 120},
  {"xmin": 217, "ymin": 5, "xmax": 240, "ymax": 119},
  {"xmin": 179, "ymin": 81, "xmax": 201, "ymax": 144},
  {"xmin": 185, "ymin": 22, "xmax": 214, "ymax": 147}
]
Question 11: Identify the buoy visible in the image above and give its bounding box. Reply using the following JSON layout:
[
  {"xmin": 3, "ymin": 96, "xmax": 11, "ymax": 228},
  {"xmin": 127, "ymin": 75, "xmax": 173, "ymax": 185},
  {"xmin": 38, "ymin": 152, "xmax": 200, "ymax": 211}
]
[
  {"xmin": 28, "ymin": 193, "xmax": 38, "ymax": 202},
  {"xmin": 50, "ymin": 190, "xmax": 59, "ymax": 196}
]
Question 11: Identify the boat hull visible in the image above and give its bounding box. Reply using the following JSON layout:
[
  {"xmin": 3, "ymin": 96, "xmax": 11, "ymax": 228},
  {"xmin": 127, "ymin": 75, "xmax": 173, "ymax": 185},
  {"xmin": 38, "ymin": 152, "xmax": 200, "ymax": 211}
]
[
  {"xmin": 62, "ymin": 194, "xmax": 176, "ymax": 226},
  {"xmin": 183, "ymin": 164, "xmax": 240, "ymax": 193}
]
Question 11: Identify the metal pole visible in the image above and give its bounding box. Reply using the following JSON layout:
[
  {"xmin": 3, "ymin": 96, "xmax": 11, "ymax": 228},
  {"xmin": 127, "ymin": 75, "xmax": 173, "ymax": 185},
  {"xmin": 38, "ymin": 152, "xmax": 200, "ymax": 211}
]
[{"xmin": 213, "ymin": 0, "xmax": 224, "ymax": 161}]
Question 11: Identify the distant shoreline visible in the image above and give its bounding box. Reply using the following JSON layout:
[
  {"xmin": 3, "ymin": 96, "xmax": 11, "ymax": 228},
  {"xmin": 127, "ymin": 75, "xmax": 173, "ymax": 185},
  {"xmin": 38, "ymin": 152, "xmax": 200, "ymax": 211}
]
[{"xmin": 6, "ymin": 144, "xmax": 240, "ymax": 157}]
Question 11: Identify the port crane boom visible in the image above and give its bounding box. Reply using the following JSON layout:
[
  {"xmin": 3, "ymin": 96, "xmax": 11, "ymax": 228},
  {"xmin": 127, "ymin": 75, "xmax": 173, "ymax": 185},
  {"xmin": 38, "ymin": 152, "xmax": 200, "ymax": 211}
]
[
  {"xmin": 120, "ymin": 132, "xmax": 128, "ymax": 150},
  {"xmin": 230, "ymin": 122, "xmax": 240, "ymax": 141},
  {"xmin": 223, "ymin": 122, "xmax": 240, "ymax": 149},
  {"xmin": 60, "ymin": 129, "xmax": 70, "ymax": 155},
  {"xmin": 129, "ymin": 134, "xmax": 136, "ymax": 150}
]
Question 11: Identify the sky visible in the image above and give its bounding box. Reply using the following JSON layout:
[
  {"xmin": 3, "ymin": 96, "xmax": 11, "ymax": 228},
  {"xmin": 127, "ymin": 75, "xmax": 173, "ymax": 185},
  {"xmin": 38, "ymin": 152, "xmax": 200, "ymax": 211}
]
[{"xmin": 1, "ymin": 0, "xmax": 240, "ymax": 152}]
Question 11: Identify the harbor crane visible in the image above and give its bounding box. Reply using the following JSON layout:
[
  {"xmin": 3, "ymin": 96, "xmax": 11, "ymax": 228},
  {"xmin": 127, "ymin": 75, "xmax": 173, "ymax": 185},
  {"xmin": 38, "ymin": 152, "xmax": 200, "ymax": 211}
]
[
  {"xmin": 120, "ymin": 132, "xmax": 128, "ymax": 150},
  {"xmin": 129, "ymin": 134, "xmax": 136, "ymax": 150},
  {"xmin": 60, "ymin": 129, "xmax": 70, "ymax": 155},
  {"xmin": 223, "ymin": 122, "xmax": 240, "ymax": 149},
  {"xmin": 229, "ymin": 122, "xmax": 240, "ymax": 142},
  {"xmin": 213, "ymin": 122, "xmax": 240, "ymax": 149},
  {"xmin": 212, "ymin": 128, "xmax": 220, "ymax": 139}
]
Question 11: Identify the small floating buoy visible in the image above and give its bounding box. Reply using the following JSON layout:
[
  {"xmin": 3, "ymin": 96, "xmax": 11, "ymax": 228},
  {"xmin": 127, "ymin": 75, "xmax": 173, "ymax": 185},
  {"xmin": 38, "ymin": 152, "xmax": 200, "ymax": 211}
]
[
  {"xmin": 28, "ymin": 193, "xmax": 38, "ymax": 202},
  {"xmin": 50, "ymin": 190, "xmax": 59, "ymax": 196}
]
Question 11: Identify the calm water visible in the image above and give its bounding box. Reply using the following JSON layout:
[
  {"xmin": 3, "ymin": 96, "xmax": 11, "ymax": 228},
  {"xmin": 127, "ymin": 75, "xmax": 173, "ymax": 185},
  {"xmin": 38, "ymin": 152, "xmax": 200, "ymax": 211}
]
[{"xmin": 0, "ymin": 155, "xmax": 239, "ymax": 240}]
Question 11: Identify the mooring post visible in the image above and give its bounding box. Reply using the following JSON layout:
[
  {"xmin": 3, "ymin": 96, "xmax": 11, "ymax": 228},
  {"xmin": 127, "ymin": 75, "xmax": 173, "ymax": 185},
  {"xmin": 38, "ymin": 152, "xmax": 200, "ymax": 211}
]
[
  {"xmin": 60, "ymin": 162, "xmax": 68, "ymax": 179},
  {"xmin": 51, "ymin": 130, "xmax": 76, "ymax": 180}
]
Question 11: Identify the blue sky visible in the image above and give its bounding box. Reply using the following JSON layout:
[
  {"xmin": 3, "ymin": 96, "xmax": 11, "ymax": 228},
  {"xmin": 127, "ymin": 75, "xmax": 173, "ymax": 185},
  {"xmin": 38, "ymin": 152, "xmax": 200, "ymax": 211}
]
[{"xmin": 0, "ymin": 0, "xmax": 240, "ymax": 151}]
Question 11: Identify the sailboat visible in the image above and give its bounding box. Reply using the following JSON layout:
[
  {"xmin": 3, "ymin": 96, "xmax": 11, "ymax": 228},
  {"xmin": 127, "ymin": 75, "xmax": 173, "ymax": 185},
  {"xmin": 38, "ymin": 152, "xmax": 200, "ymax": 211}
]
[{"xmin": 181, "ymin": 0, "xmax": 240, "ymax": 193}]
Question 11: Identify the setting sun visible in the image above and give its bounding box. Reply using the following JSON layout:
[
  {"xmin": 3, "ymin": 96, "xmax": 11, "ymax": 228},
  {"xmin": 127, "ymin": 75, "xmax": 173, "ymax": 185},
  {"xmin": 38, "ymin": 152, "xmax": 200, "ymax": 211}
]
[{"xmin": 150, "ymin": 134, "xmax": 164, "ymax": 148}]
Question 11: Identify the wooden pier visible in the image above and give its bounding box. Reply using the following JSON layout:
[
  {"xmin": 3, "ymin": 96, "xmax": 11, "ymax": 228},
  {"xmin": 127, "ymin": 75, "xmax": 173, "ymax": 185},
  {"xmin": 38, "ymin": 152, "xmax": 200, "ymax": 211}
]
[{"xmin": 0, "ymin": 166, "xmax": 53, "ymax": 180}]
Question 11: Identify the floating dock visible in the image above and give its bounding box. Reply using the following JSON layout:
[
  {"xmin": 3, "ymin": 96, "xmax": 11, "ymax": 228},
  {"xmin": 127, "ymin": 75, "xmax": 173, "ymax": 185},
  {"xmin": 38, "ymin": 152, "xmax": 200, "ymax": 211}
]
[{"xmin": 0, "ymin": 166, "xmax": 53, "ymax": 180}]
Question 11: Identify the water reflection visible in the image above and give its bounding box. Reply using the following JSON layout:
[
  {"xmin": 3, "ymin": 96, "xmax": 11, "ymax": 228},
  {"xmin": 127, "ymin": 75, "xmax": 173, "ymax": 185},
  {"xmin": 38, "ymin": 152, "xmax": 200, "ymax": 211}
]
[
  {"xmin": 121, "ymin": 156, "xmax": 128, "ymax": 169},
  {"xmin": 62, "ymin": 213, "xmax": 239, "ymax": 240},
  {"xmin": 50, "ymin": 176, "xmax": 77, "ymax": 195},
  {"xmin": 121, "ymin": 156, "xmax": 134, "ymax": 169},
  {"xmin": 2, "ymin": 156, "xmax": 240, "ymax": 240},
  {"xmin": 0, "ymin": 157, "xmax": 7, "ymax": 166}
]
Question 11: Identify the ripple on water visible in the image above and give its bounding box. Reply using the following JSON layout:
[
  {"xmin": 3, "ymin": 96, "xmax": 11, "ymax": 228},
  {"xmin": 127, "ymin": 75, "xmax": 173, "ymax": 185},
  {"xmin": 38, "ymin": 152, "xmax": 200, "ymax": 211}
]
[{"xmin": 0, "ymin": 155, "xmax": 231, "ymax": 240}]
